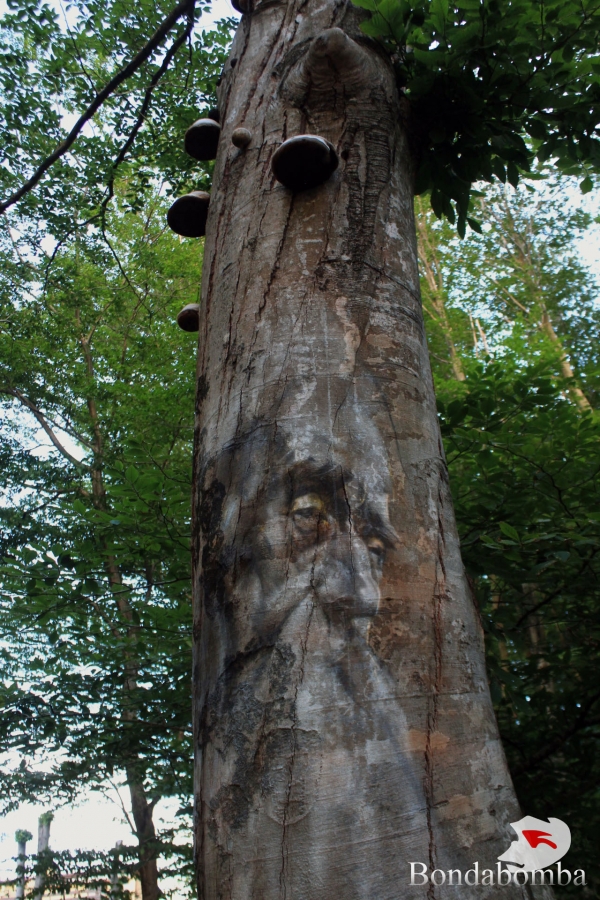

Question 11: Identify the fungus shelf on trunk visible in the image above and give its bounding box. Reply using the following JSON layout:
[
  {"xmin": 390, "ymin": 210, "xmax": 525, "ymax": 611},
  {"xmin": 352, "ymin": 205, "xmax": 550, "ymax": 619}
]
[
  {"xmin": 271, "ymin": 134, "xmax": 338, "ymax": 192},
  {"xmin": 177, "ymin": 303, "xmax": 200, "ymax": 332},
  {"xmin": 231, "ymin": 127, "xmax": 252, "ymax": 149},
  {"xmin": 167, "ymin": 191, "xmax": 210, "ymax": 238},
  {"xmin": 184, "ymin": 118, "xmax": 221, "ymax": 161}
]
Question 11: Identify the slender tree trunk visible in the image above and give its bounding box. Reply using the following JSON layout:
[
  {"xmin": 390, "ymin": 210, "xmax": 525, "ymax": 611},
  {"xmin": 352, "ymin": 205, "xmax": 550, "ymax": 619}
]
[
  {"xmin": 15, "ymin": 833, "xmax": 30, "ymax": 900},
  {"xmin": 540, "ymin": 309, "xmax": 592, "ymax": 412},
  {"xmin": 15, "ymin": 843, "xmax": 26, "ymax": 900},
  {"xmin": 192, "ymin": 2, "xmax": 553, "ymax": 897},
  {"xmin": 33, "ymin": 814, "xmax": 52, "ymax": 900},
  {"xmin": 415, "ymin": 201, "xmax": 466, "ymax": 381},
  {"xmin": 77, "ymin": 317, "xmax": 161, "ymax": 900},
  {"xmin": 111, "ymin": 840, "xmax": 124, "ymax": 899},
  {"xmin": 127, "ymin": 781, "xmax": 160, "ymax": 900}
]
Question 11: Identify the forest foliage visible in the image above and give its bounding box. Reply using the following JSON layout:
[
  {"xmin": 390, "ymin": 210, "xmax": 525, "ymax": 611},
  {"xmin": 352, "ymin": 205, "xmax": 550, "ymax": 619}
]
[
  {"xmin": 0, "ymin": 0, "xmax": 599, "ymax": 897},
  {"xmin": 421, "ymin": 187, "xmax": 600, "ymax": 888},
  {"xmin": 354, "ymin": 0, "xmax": 600, "ymax": 234}
]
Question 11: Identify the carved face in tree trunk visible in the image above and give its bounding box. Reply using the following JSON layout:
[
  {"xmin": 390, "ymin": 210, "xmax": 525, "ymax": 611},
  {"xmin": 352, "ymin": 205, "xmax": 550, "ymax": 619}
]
[
  {"xmin": 198, "ymin": 403, "xmax": 429, "ymax": 897},
  {"xmin": 203, "ymin": 398, "xmax": 398, "ymax": 651}
]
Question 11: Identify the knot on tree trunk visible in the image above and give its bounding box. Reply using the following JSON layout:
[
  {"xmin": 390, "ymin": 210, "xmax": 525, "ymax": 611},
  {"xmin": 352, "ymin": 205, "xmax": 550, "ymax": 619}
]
[{"xmin": 281, "ymin": 28, "xmax": 380, "ymax": 106}]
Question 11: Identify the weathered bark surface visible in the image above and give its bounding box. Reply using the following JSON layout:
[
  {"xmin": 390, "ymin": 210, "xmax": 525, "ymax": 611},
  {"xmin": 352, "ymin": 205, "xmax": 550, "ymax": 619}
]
[{"xmin": 192, "ymin": 2, "xmax": 553, "ymax": 897}]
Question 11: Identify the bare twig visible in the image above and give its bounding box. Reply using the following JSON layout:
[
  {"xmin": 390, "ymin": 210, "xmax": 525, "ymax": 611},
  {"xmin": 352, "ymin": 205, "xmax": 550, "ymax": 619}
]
[
  {"xmin": 101, "ymin": 12, "xmax": 194, "ymax": 214},
  {"xmin": 475, "ymin": 317, "xmax": 492, "ymax": 356}
]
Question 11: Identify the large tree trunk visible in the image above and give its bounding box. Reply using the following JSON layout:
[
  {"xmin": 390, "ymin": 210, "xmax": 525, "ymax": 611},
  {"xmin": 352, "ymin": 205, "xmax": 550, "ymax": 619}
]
[{"xmin": 192, "ymin": 2, "xmax": 553, "ymax": 897}]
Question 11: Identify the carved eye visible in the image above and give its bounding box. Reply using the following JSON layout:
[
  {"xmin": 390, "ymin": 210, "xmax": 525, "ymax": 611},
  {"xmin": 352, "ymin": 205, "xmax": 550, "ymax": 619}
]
[
  {"xmin": 291, "ymin": 493, "xmax": 325, "ymax": 519},
  {"xmin": 366, "ymin": 537, "xmax": 385, "ymax": 562}
]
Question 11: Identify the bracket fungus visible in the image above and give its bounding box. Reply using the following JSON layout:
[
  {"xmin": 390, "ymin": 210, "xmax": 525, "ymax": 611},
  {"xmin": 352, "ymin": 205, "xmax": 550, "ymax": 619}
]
[
  {"xmin": 167, "ymin": 191, "xmax": 210, "ymax": 238},
  {"xmin": 176, "ymin": 303, "xmax": 201, "ymax": 332},
  {"xmin": 231, "ymin": 0, "xmax": 251, "ymax": 12},
  {"xmin": 271, "ymin": 135, "xmax": 338, "ymax": 192},
  {"xmin": 231, "ymin": 127, "xmax": 252, "ymax": 149},
  {"xmin": 184, "ymin": 118, "xmax": 221, "ymax": 161}
]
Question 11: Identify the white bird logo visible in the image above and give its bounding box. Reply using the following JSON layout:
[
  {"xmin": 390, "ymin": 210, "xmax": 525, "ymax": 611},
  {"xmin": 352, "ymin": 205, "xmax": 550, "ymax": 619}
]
[{"xmin": 498, "ymin": 816, "xmax": 571, "ymax": 873}]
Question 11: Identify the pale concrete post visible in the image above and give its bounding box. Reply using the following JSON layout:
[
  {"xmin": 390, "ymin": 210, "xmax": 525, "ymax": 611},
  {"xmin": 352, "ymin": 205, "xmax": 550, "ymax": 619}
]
[{"xmin": 14, "ymin": 829, "xmax": 32, "ymax": 900}]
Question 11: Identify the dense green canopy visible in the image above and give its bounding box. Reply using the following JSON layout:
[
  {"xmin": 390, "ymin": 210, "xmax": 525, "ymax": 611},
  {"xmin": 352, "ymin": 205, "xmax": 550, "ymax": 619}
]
[
  {"xmin": 0, "ymin": 0, "xmax": 233, "ymax": 229},
  {"xmin": 354, "ymin": 0, "xmax": 600, "ymax": 232}
]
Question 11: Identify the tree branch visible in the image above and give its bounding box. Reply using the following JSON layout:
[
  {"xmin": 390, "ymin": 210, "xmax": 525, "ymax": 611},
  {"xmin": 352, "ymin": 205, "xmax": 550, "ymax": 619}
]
[
  {"xmin": 0, "ymin": 387, "xmax": 90, "ymax": 469},
  {"xmin": 0, "ymin": 0, "xmax": 195, "ymax": 215},
  {"xmin": 102, "ymin": 12, "xmax": 194, "ymax": 214}
]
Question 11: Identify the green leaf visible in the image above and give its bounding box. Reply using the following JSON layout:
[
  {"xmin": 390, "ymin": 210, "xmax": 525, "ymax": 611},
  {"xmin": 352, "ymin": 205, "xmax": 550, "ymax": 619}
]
[
  {"xmin": 580, "ymin": 176, "xmax": 593, "ymax": 193},
  {"xmin": 480, "ymin": 534, "xmax": 501, "ymax": 547},
  {"xmin": 506, "ymin": 162, "xmax": 520, "ymax": 188},
  {"xmin": 467, "ymin": 216, "xmax": 482, "ymax": 233},
  {"xmin": 499, "ymin": 522, "xmax": 519, "ymax": 542}
]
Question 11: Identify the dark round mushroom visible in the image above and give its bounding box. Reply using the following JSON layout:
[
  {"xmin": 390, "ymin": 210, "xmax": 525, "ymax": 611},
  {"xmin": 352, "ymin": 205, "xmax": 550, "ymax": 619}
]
[
  {"xmin": 232, "ymin": 127, "xmax": 252, "ymax": 149},
  {"xmin": 231, "ymin": 0, "xmax": 251, "ymax": 12},
  {"xmin": 271, "ymin": 135, "xmax": 338, "ymax": 192},
  {"xmin": 207, "ymin": 108, "xmax": 220, "ymax": 123},
  {"xmin": 177, "ymin": 303, "xmax": 201, "ymax": 332},
  {"xmin": 167, "ymin": 191, "xmax": 210, "ymax": 238},
  {"xmin": 184, "ymin": 118, "xmax": 221, "ymax": 161}
]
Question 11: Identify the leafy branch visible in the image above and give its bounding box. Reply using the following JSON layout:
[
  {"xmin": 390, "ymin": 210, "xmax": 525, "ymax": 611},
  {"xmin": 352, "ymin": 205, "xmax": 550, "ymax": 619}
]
[{"xmin": 0, "ymin": 0, "xmax": 196, "ymax": 215}]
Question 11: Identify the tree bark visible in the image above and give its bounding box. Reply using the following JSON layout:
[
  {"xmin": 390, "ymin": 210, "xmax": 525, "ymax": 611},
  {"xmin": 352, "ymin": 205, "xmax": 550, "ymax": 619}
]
[{"xmin": 192, "ymin": 2, "xmax": 553, "ymax": 897}]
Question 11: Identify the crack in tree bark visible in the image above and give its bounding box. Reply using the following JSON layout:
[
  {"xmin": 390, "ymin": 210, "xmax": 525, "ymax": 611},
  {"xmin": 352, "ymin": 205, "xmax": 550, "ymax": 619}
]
[
  {"xmin": 279, "ymin": 598, "xmax": 315, "ymax": 899},
  {"xmin": 424, "ymin": 477, "xmax": 447, "ymax": 900}
]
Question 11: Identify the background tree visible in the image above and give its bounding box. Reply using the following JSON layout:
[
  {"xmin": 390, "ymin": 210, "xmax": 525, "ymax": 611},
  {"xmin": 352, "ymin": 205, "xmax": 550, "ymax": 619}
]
[
  {"xmin": 0, "ymin": 0, "xmax": 234, "ymax": 892},
  {"xmin": 417, "ymin": 179, "xmax": 600, "ymax": 399},
  {"xmin": 418, "ymin": 179, "xmax": 600, "ymax": 894},
  {"xmin": 0, "ymin": 192, "xmax": 203, "ymax": 899},
  {"xmin": 440, "ymin": 361, "xmax": 600, "ymax": 894}
]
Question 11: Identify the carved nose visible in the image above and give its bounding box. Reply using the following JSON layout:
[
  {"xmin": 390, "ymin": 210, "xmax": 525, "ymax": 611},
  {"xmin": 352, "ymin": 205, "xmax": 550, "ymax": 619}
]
[
  {"xmin": 321, "ymin": 532, "xmax": 380, "ymax": 617},
  {"xmin": 349, "ymin": 534, "xmax": 380, "ymax": 600}
]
